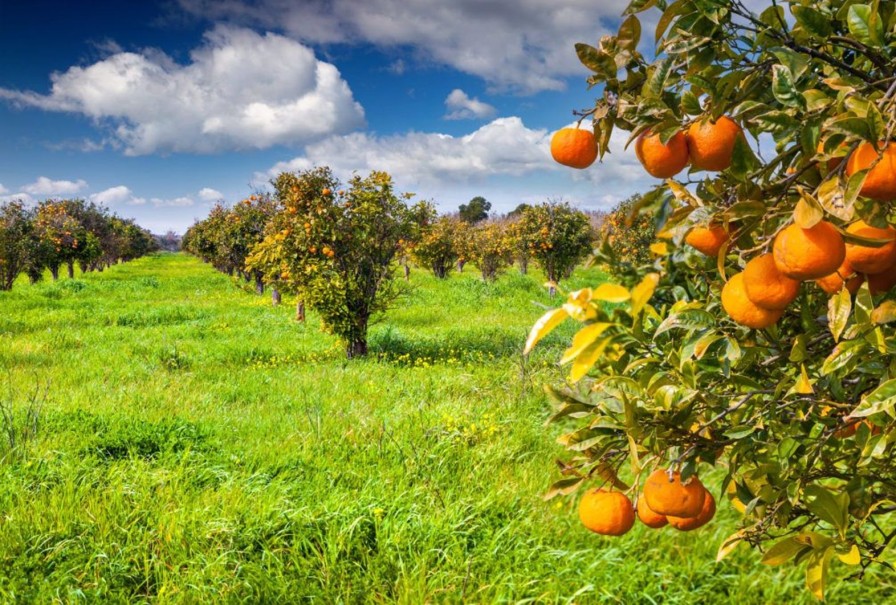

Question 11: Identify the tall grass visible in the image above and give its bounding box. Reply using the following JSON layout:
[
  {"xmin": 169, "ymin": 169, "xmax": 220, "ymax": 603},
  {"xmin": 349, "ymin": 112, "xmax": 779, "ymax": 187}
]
[{"xmin": 0, "ymin": 253, "xmax": 891, "ymax": 603}]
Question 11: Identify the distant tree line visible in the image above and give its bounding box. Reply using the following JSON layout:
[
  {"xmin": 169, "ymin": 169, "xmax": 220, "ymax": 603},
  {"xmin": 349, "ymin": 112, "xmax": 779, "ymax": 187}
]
[{"xmin": 0, "ymin": 199, "xmax": 157, "ymax": 290}]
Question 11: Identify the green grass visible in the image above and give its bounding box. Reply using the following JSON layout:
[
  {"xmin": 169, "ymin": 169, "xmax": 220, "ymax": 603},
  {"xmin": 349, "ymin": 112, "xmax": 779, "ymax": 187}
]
[{"xmin": 0, "ymin": 253, "xmax": 893, "ymax": 603}]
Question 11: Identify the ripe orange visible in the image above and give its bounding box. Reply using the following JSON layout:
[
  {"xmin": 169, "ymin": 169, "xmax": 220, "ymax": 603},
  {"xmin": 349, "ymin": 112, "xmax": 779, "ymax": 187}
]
[
  {"xmin": 815, "ymin": 259, "xmax": 863, "ymax": 295},
  {"xmin": 636, "ymin": 499, "xmax": 668, "ymax": 528},
  {"xmin": 686, "ymin": 116, "xmax": 742, "ymax": 171},
  {"xmin": 845, "ymin": 220, "xmax": 896, "ymax": 274},
  {"xmin": 577, "ymin": 489, "xmax": 635, "ymax": 536},
  {"xmin": 551, "ymin": 128, "xmax": 598, "ymax": 169},
  {"xmin": 642, "ymin": 470, "xmax": 706, "ymax": 518},
  {"xmin": 742, "ymin": 253, "xmax": 800, "ymax": 310},
  {"xmin": 867, "ymin": 263, "xmax": 896, "ymax": 295},
  {"xmin": 634, "ymin": 130, "xmax": 689, "ymax": 178},
  {"xmin": 772, "ymin": 221, "xmax": 846, "ymax": 280},
  {"xmin": 685, "ymin": 224, "xmax": 728, "ymax": 256},
  {"xmin": 845, "ymin": 141, "xmax": 896, "ymax": 201},
  {"xmin": 721, "ymin": 272, "xmax": 785, "ymax": 329},
  {"xmin": 668, "ymin": 491, "xmax": 716, "ymax": 531},
  {"xmin": 322, "ymin": 188, "xmax": 332, "ymax": 196}
]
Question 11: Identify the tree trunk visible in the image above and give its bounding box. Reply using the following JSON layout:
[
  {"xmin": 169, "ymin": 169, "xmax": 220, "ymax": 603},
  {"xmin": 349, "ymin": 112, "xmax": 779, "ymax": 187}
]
[
  {"xmin": 346, "ymin": 338, "xmax": 368, "ymax": 359},
  {"xmin": 67, "ymin": 261, "xmax": 74, "ymax": 279},
  {"xmin": 296, "ymin": 300, "xmax": 306, "ymax": 322},
  {"xmin": 518, "ymin": 257, "xmax": 528, "ymax": 274},
  {"xmin": 404, "ymin": 264, "xmax": 410, "ymax": 281},
  {"xmin": 272, "ymin": 289, "xmax": 281, "ymax": 306},
  {"xmin": 50, "ymin": 265, "xmax": 59, "ymax": 281},
  {"xmin": 255, "ymin": 277, "xmax": 264, "ymax": 295},
  {"xmin": 457, "ymin": 259, "xmax": 466, "ymax": 272}
]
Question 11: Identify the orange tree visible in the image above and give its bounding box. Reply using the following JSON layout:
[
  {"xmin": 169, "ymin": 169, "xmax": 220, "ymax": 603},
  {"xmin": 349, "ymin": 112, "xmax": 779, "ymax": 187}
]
[
  {"xmin": 0, "ymin": 201, "xmax": 33, "ymax": 290},
  {"xmin": 33, "ymin": 200, "xmax": 87, "ymax": 281},
  {"xmin": 250, "ymin": 167, "xmax": 420, "ymax": 358},
  {"xmin": 410, "ymin": 215, "xmax": 462, "ymax": 278},
  {"xmin": 597, "ymin": 194, "xmax": 657, "ymax": 276},
  {"xmin": 517, "ymin": 201, "xmax": 594, "ymax": 294},
  {"xmin": 468, "ymin": 220, "xmax": 514, "ymax": 282},
  {"xmin": 530, "ymin": 0, "xmax": 896, "ymax": 598}
]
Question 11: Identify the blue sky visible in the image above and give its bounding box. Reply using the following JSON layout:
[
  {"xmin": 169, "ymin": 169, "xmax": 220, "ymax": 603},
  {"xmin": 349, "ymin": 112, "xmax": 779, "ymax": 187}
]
[{"xmin": 0, "ymin": 0, "xmax": 654, "ymax": 233}]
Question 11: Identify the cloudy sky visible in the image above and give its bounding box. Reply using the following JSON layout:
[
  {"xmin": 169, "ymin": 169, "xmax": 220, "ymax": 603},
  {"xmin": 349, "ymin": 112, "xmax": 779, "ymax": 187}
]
[{"xmin": 1, "ymin": 0, "xmax": 656, "ymax": 233}]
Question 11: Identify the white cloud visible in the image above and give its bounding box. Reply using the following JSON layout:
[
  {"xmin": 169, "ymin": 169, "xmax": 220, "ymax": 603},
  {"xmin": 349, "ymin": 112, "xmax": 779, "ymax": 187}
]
[
  {"xmin": 0, "ymin": 183, "xmax": 7, "ymax": 195},
  {"xmin": 0, "ymin": 26, "xmax": 365, "ymax": 155},
  {"xmin": 152, "ymin": 196, "xmax": 194, "ymax": 207},
  {"xmin": 256, "ymin": 116, "xmax": 552, "ymax": 188},
  {"xmin": 175, "ymin": 0, "xmax": 631, "ymax": 93},
  {"xmin": 0, "ymin": 193, "xmax": 36, "ymax": 205},
  {"xmin": 21, "ymin": 176, "xmax": 88, "ymax": 196},
  {"xmin": 89, "ymin": 185, "xmax": 146, "ymax": 206},
  {"xmin": 444, "ymin": 89, "xmax": 496, "ymax": 120},
  {"xmin": 197, "ymin": 187, "xmax": 224, "ymax": 202}
]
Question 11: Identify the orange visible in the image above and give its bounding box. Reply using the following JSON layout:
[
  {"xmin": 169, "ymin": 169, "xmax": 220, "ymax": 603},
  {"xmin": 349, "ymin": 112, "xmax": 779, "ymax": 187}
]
[
  {"xmin": 815, "ymin": 259, "xmax": 863, "ymax": 295},
  {"xmin": 845, "ymin": 141, "xmax": 896, "ymax": 201},
  {"xmin": 742, "ymin": 253, "xmax": 800, "ymax": 310},
  {"xmin": 867, "ymin": 263, "xmax": 896, "ymax": 295},
  {"xmin": 322, "ymin": 188, "xmax": 331, "ymax": 196},
  {"xmin": 636, "ymin": 499, "xmax": 668, "ymax": 528},
  {"xmin": 845, "ymin": 220, "xmax": 896, "ymax": 274},
  {"xmin": 551, "ymin": 128, "xmax": 598, "ymax": 169},
  {"xmin": 721, "ymin": 272, "xmax": 785, "ymax": 328},
  {"xmin": 668, "ymin": 491, "xmax": 716, "ymax": 531},
  {"xmin": 772, "ymin": 221, "xmax": 846, "ymax": 280},
  {"xmin": 686, "ymin": 116, "xmax": 743, "ymax": 171},
  {"xmin": 817, "ymin": 141, "xmax": 846, "ymax": 172},
  {"xmin": 685, "ymin": 225, "xmax": 729, "ymax": 256},
  {"xmin": 577, "ymin": 489, "xmax": 635, "ymax": 536},
  {"xmin": 634, "ymin": 130, "xmax": 689, "ymax": 178},
  {"xmin": 642, "ymin": 470, "xmax": 706, "ymax": 518}
]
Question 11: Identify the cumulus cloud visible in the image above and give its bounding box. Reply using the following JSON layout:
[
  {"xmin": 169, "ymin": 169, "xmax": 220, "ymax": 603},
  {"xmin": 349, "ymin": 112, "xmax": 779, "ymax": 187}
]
[
  {"xmin": 197, "ymin": 187, "xmax": 224, "ymax": 202},
  {"xmin": 89, "ymin": 185, "xmax": 146, "ymax": 206},
  {"xmin": 152, "ymin": 196, "xmax": 194, "ymax": 208},
  {"xmin": 175, "ymin": 0, "xmax": 631, "ymax": 93},
  {"xmin": 21, "ymin": 176, "xmax": 88, "ymax": 196},
  {"xmin": 0, "ymin": 183, "xmax": 7, "ymax": 195},
  {"xmin": 444, "ymin": 89, "xmax": 496, "ymax": 120},
  {"xmin": 0, "ymin": 26, "xmax": 365, "ymax": 155},
  {"xmin": 0, "ymin": 193, "xmax": 36, "ymax": 205},
  {"xmin": 256, "ymin": 116, "xmax": 552, "ymax": 188}
]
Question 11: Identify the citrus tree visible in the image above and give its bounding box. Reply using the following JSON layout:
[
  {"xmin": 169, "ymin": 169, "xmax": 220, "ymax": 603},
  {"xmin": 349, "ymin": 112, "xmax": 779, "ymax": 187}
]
[
  {"xmin": 411, "ymin": 215, "xmax": 462, "ymax": 278},
  {"xmin": 0, "ymin": 202, "xmax": 33, "ymax": 290},
  {"xmin": 252, "ymin": 167, "xmax": 419, "ymax": 358},
  {"xmin": 517, "ymin": 201, "xmax": 594, "ymax": 294},
  {"xmin": 468, "ymin": 220, "xmax": 514, "ymax": 282},
  {"xmin": 531, "ymin": 0, "xmax": 896, "ymax": 598},
  {"xmin": 598, "ymin": 194, "xmax": 659, "ymax": 276}
]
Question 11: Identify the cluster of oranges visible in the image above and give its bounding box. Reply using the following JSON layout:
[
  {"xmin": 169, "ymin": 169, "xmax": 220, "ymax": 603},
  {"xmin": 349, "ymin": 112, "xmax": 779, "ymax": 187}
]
[
  {"xmin": 550, "ymin": 116, "xmax": 742, "ymax": 175},
  {"xmin": 578, "ymin": 470, "xmax": 715, "ymax": 536}
]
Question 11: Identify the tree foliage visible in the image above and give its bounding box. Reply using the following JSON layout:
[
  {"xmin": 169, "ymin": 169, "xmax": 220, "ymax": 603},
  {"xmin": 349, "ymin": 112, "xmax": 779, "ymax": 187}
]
[
  {"xmin": 533, "ymin": 0, "xmax": 896, "ymax": 598},
  {"xmin": 459, "ymin": 196, "xmax": 492, "ymax": 223},
  {"xmin": 598, "ymin": 195, "xmax": 658, "ymax": 276},
  {"xmin": 517, "ymin": 202, "xmax": 594, "ymax": 292}
]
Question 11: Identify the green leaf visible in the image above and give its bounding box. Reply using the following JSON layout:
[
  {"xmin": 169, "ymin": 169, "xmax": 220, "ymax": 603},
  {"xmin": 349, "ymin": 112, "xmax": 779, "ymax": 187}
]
[
  {"xmin": 771, "ymin": 47, "xmax": 810, "ymax": 80},
  {"xmin": 617, "ymin": 15, "xmax": 641, "ymax": 51},
  {"xmin": 825, "ymin": 116, "xmax": 873, "ymax": 142},
  {"xmin": 543, "ymin": 477, "xmax": 584, "ymax": 500},
  {"xmin": 804, "ymin": 485, "xmax": 849, "ymax": 535},
  {"xmin": 646, "ymin": 58, "xmax": 674, "ymax": 99},
  {"xmin": 849, "ymin": 378, "xmax": 896, "ymax": 418},
  {"xmin": 806, "ymin": 545, "xmax": 834, "ymax": 601},
  {"xmin": 728, "ymin": 135, "xmax": 760, "ymax": 181},
  {"xmin": 792, "ymin": 6, "xmax": 833, "ymax": 38},
  {"xmin": 681, "ymin": 90, "xmax": 703, "ymax": 115},
  {"xmin": 575, "ymin": 44, "xmax": 617, "ymax": 79},
  {"xmin": 821, "ymin": 338, "xmax": 867, "ymax": 375},
  {"xmin": 655, "ymin": 0, "xmax": 688, "ymax": 43},
  {"xmin": 771, "ymin": 64, "xmax": 803, "ymax": 109},
  {"xmin": 524, "ymin": 308, "xmax": 568, "ymax": 354},
  {"xmin": 847, "ymin": 4, "xmax": 884, "ymax": 46},
  {"xmin": 762, "ymin": 537, "xmax": 811, "ymax": 566},
  {"xmin": 624, "ymin": 0, "xmax": 658, "ymax": 15},
  {"xmin": 828, "ymin": 288, "xmax": 852, "ymax": 342},
  {"xmin": 654, "ymin": 309, "xmax": 714, "ymax": 337},
  {"xmin": 752, "ymin": 110, "xmax": 798, "ymax": 134}
]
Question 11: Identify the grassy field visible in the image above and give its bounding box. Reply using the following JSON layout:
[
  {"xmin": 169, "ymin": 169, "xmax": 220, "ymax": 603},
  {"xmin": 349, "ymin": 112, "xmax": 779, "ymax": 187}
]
[{"xmin": 0, "ymin": 253, "xmax": 893, "ymax": 603}]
